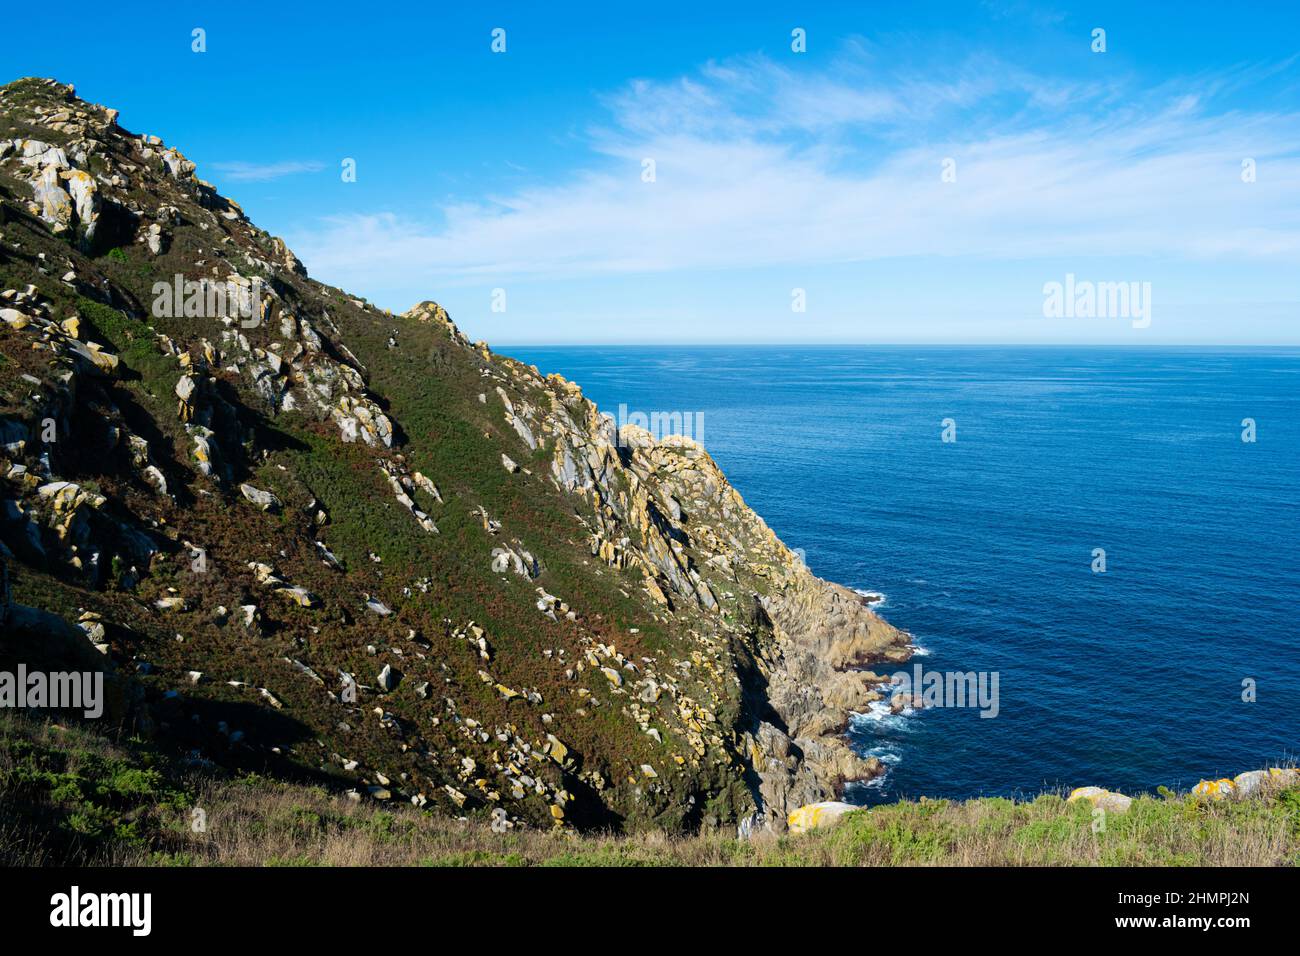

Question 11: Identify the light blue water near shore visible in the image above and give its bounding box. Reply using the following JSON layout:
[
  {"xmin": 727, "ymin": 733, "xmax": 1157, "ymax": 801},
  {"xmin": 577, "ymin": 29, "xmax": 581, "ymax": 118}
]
[{"xmin": 508, "ymin": 346, "xmax": 1300, "ymax": 803}]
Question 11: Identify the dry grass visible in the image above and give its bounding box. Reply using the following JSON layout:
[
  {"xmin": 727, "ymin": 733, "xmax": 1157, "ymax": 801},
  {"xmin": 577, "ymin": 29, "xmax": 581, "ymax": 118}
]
[
  {"xmin": 5, "ymin": 714, "xmax": 1298, "ymax": 867},
  {"xmin": 102, "ymin": 777, "xmax": 1300, "ymax": 867},
  {"xmin": 114, "ymin": 775, "xmax": 755, "ymax": 867}
]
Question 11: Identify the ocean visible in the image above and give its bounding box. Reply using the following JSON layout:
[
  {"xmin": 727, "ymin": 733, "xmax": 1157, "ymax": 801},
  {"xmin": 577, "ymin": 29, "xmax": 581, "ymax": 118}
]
[{"xmin": 507, "ymin": 346, "xmax": 1300, "ymax": 804}]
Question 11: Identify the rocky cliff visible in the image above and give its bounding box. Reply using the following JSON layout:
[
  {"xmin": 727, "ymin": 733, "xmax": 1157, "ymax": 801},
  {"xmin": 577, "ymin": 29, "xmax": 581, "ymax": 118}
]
[{"xmin": 0, "ymin": 77, "xmax": 912, "ymax": 832}]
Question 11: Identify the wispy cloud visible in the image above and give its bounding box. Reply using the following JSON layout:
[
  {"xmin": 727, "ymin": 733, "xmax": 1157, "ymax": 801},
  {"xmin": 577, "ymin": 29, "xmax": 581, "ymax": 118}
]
[
  {"xmin": 211, "ymin": 160, "xmax": 325, "ymax": 182},
  {"xmin": 287, "ymin": 46, "xmax": 1300, "ymax": 304}
]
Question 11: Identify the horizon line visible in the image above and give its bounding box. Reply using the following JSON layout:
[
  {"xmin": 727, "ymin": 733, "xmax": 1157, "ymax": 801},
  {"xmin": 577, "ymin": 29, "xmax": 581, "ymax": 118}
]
[{"xmin": 493, "ymin": 341, "xmax": 1300, "ymax": 349}]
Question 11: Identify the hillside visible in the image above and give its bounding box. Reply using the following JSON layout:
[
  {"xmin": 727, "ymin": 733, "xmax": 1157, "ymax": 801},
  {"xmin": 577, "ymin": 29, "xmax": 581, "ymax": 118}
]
[
  {"xmin": 4, "ymin": 713, "xmax": 1297, "ymax": 867},
  {"xmin": 0, "ymin": 76, "xmax": 914, "ymax": 836}
]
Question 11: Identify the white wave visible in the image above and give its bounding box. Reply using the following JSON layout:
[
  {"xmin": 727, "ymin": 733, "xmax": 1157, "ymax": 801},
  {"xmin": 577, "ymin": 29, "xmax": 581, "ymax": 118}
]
[
  {"xmin": 853, "ymin": 588, "xmax": 886, "ymax": 606},
  {"xmin": 851, "ymin": 774, "xmax": 889, "ymax": 793},
  {"xmin": 865, "ymin": 743, "xmax": 903, "ymax": 766},
  {"xmin": 846, "ymin": 747, "xmax": 901, "ymax": 793},
  {"xmin": 845, "ymin": 775, "xmax": 888, "ymax": 795},
  {"xmin": 850, "ymin": 699, "xmax": 916, "ymax": 731}
]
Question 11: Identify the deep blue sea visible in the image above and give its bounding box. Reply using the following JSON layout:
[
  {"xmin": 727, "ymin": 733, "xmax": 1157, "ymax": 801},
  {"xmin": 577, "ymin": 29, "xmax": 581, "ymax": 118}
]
[{"xmin": 508, "ymin": 346, "xmax": 1300, "ymax": 804}]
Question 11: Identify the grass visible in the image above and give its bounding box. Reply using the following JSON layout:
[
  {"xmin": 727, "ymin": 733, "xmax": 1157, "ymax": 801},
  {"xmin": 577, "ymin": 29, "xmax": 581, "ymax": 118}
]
[
  {"xmin": 4, "ymin": 713, "xmax": 1297, "ymax": 867},
  {"xmin": 0, "ymin": 713, "xmax": 192, "ymax": 865},
  {"xmin": 75, "ymin": 295, "xmax": 181, "ymax": 400}
]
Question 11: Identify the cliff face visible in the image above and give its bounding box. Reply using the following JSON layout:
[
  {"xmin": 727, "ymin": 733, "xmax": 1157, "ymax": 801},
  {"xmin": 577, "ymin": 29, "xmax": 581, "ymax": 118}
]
[{"xmin": 0, "ymin": 77, "xmax": 911, "ymax": 832}]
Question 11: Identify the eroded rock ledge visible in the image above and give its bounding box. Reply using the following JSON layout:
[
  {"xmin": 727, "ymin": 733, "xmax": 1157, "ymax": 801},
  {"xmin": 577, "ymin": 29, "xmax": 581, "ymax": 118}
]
[{"xmin": 749, "ymin": 575, "xmax": 912, "ymax": 827}]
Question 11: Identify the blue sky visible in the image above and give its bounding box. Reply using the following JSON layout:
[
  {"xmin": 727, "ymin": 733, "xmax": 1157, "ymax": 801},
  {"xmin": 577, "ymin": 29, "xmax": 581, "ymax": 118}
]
[{"xmin": 9, "ymin": 1, "xmax": 1300, "ymax": 344}]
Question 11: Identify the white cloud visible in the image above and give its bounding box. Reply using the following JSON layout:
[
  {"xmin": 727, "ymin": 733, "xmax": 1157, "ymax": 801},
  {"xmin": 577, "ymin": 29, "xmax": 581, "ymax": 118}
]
[
  {"xmin": 286, "ymin": 49, "xmax": 1300, "ymax": 306},
  {"xmin": 211, "ymin": 160, "xmax": 325, "ymax": 182}
]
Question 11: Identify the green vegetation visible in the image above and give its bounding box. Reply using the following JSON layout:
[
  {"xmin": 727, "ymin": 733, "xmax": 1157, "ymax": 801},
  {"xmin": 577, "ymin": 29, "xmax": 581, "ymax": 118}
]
[
  {"xmin": 0, "ymin": 77, "xmax": 771, "ymax": 838},
  {"xmin": 76, "ymin": 296, "xmax": 180, "ymax": 399},
  {"xmin": 4, "ymin": 714, "xmax": 1296, "ymax": 867},
  {"xmin": 0, "ymin": 714, "xmax": 192, "ymax": 864}
]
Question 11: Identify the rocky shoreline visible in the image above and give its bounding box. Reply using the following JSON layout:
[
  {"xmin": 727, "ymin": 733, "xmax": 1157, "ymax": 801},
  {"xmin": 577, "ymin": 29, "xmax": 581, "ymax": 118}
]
[
  {"xmin": 746, "ymin": 573, "xmax": 913, "ymax": 825},
  {"xmin": 467, "ymin": 351, "xmax": 917, "ymax": 827}
]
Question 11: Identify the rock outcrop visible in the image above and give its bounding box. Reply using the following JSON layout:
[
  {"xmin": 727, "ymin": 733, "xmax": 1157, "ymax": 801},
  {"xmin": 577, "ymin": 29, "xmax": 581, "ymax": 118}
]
[
  {"xmin": 787, "ymin": 800, "xmax": 859, "ymax": 834},
  {"xmin": 0, "ymin": 77, "xmax": 910, "ymax": 834}
]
